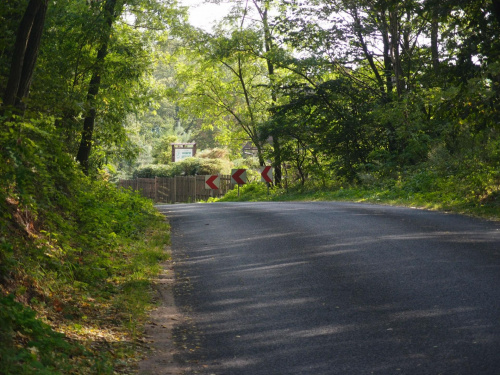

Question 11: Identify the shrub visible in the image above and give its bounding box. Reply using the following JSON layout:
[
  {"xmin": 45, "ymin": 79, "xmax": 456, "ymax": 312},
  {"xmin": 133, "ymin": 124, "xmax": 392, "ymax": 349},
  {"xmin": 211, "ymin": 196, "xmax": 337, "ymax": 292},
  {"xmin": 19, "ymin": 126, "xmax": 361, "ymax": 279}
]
[
  {"xmin": 133, "ymin": 164, "xmax": 173, "ymax": 178},
  {"xmin": 132, "ymin": 156, "xmax": 232, "ymax": 178},
  {"xmin": 217, "ymin": 182, "xmax": 273, "ymax": 202}
]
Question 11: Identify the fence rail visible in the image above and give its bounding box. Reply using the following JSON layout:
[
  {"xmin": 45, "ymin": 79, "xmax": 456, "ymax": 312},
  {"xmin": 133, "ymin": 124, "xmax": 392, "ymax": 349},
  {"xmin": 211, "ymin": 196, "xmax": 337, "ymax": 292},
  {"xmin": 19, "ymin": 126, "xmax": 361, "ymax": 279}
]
[{"xmin": 117, "ymin": 175, "xmax": 235, "ymax": 203}]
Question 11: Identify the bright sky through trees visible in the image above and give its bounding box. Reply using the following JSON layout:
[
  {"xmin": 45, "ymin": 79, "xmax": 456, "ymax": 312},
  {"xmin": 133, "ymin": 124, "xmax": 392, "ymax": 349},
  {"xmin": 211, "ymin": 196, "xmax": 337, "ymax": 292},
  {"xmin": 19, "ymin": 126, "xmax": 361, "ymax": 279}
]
[{"xmin": 182, "ymin": 0, "xmax": 233, "ymax": 30}]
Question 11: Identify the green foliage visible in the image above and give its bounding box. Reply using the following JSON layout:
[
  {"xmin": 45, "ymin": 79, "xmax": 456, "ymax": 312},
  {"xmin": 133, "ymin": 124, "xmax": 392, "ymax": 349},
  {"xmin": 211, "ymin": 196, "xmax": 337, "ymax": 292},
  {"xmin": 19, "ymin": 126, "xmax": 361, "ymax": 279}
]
[
  {"xmin": 232, "ymin": 156, "xmax": 260, "ymax": 170},
  {"xmin": 0, "ymin": 112, "xmax": 170, "ymax": 373},
  {"xmin": 134, "ymin": 147, "xmax": 234, "ymax": 177},
  {"xmin": 0, "ymin": 294, "xmax": 91, "ymax": 375},
  {"xmin": 197, "ymin": 147, "xmax": 229, "ymax": 160},
  {"xmin": 134, "ymin": 157, "xmax": 230, "ymax": 178},
  {"xmin": 175, "ymin": 24, "xmax": 272, "ymax": 164},
  {"xmin": 235, "ymin": 164, "xmax": 499, "ymax": 221},
  {"xmin": 263, "ymin": 76, "xmax": 378, "ymax": 184},
  {"xmin": 152, "ymin": 134, "xmax": 177, "ymax": 164},
  {"xmin": 256, "ymin": 0, "xmax": 500, "ymax": 191},
  {"xmin": 215, "ymin": 168, "xmax": 499, "ymax": 219},
  {"xmin": 19, "ymin": 0, "xmax": 188, "ymax": 175},
  {"xmin": 215, "ymin": 182, "xmax": 274, "ymax": 202},
  {"xmin": 133, "ymin": 164, "xmax": 174, "ymax": 178}
]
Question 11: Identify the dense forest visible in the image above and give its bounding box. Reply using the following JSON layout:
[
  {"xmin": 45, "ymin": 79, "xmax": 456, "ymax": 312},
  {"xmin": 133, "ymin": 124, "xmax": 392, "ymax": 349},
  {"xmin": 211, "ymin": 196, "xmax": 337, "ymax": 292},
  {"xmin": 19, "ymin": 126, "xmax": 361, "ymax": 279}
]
[{"xmin": 1, "ymin": 0, "xmax": 499, "ymax": 373}]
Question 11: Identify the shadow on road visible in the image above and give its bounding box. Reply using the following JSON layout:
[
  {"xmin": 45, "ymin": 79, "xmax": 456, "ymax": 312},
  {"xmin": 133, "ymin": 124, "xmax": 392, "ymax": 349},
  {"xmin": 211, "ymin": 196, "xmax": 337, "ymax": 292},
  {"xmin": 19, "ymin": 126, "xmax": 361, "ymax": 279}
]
[{"xmin": 159, "ymin": 202, "xmax": 500, "ymax": 375}]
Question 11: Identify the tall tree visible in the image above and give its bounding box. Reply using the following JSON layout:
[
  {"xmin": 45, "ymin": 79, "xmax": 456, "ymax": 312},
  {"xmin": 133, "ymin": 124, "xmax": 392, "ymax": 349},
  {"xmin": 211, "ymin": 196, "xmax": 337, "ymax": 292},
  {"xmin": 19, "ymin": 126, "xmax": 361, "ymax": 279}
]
[
  {"xmin": 1, "ymin": 0, "xmax": 48, "ymax": 113},
  {"xmin": 76, "ymin": 0, "xmax": 120, "ymax": 174},
  {"xmin": 69, "ymin": 0, "xmax": 185, "ymax": 174},
  {"xmin": 253, "ymin": 0, "xmax": 282, "ymax": 185},
  {"xmin": 178, "ymin": 24, "xmax": 270, "ymax": 165}
]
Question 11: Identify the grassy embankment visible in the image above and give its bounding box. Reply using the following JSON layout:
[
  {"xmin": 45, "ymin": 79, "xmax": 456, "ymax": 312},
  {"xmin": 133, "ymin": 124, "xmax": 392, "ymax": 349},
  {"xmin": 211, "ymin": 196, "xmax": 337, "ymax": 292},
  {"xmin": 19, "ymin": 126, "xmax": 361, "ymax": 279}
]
[
  {"xmin": 1, "ymin": 118, "xmax": 170, "ymax": 374},
  {"xmin": 210, "ymin": 159, "xmax": 500, "ymax": 221}
]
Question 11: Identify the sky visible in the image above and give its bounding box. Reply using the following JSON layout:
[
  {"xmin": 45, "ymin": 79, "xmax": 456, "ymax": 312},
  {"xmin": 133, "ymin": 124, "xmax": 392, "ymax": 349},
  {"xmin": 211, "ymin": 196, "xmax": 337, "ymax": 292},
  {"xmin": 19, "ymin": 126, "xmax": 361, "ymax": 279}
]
[{"xmin": 181, "ymin": 0, "xmax": 234, "ymax": 31}]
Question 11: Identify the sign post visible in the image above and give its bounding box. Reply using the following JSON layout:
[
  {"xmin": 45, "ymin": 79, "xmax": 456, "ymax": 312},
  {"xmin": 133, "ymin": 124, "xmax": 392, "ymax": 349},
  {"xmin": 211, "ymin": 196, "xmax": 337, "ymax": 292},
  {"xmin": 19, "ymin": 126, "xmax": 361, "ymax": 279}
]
[
  {"xmin": 231, "ymin": 169, "xmax": 247, "ymax": 197},
  {"xmin": 171, "ymin": 143, "xmax": 196, "ymax": 162}
]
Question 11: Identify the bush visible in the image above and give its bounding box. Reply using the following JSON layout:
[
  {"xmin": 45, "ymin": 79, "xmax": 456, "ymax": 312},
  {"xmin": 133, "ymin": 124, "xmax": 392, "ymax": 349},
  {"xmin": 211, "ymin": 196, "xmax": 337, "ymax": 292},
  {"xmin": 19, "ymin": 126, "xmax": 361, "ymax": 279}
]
[
  {"xmin": 0, "ymin": 295, "xmax": 91, "ymax": 375},
  {"xmin": 216, "ymin": 182, "xmax": 274, "ymax": 202},
  {"xmin": 133, "ymin": 164, "xmax": 173, "ymax": 178},
  {"xmin": 133, "ymin": 156, "xmax": 232, "ymax": 178}
]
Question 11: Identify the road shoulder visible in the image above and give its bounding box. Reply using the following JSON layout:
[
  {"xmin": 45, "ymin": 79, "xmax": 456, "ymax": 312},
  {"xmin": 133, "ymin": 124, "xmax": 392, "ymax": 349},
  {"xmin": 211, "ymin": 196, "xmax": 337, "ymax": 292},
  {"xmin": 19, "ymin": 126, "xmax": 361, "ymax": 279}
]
[{"xmin": 138, "ymin": 255, "xmax": 184, "ymax": 375}]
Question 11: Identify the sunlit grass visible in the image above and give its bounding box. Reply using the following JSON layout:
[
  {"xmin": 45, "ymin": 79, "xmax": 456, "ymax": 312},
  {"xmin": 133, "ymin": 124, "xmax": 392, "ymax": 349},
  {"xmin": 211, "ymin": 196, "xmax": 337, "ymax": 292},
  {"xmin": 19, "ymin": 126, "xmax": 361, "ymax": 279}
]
[{"xmin": 210, "ymin": 174, "xmax": 499, "ymax": 221}]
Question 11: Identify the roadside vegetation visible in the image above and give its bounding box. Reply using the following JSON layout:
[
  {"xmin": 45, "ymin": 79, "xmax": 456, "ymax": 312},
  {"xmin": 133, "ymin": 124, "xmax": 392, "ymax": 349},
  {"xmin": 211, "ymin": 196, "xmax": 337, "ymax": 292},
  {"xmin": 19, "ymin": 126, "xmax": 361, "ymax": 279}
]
[
  {"xmin": 213, "ymin": 154, "xmax": 500, "ymax": 221},
  {"xmin": 0, "ymin": 116, "xmax": 170, "ymax": 374}
]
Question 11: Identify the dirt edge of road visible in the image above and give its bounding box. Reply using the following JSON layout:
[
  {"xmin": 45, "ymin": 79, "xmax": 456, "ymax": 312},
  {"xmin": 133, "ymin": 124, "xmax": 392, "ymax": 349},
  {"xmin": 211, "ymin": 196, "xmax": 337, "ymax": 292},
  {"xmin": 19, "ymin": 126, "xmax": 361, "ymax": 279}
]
[{"xmin": 138, "ymin": 254, "xmax": 184, "ymax": 375}]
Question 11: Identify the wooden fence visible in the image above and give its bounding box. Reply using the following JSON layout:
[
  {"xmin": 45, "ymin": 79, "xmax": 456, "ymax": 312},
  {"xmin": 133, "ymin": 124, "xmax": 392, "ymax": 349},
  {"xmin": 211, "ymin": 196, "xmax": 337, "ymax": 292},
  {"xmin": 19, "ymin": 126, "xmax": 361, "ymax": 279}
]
[{"xmin": 117, "ymin": 175, "xmax": 235, "ymax": 203}]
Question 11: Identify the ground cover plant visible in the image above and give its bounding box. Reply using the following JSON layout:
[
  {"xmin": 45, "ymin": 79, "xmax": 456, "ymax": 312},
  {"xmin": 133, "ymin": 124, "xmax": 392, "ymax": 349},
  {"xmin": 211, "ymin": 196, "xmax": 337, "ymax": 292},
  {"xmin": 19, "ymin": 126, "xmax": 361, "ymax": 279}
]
[{"xmin": 0, "ymin": 116, "xmax": 170, "ymax": 374}]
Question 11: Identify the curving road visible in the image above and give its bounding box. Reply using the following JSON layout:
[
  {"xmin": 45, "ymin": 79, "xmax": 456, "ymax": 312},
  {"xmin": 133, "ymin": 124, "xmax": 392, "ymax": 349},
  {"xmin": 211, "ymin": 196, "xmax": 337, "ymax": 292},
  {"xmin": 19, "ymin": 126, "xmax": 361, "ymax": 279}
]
[{"xmin": 157, "ymin": 202, "xmax": 500, "ymax": 375}]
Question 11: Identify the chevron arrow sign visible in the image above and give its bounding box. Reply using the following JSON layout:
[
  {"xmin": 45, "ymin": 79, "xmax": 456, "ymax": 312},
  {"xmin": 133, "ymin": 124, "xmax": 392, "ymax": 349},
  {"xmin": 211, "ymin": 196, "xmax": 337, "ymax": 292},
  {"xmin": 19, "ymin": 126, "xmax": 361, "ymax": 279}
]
[
  {"xmin": 205, "ymin": 175, "xmax": 220, "ymax": 190},
  {"xmin": 231, "ymin": 169, "xmax": 247, "ymax": 185},
  {"xmin": 260, "ymin": 166, "xmax": 273, "ymax": 183}
]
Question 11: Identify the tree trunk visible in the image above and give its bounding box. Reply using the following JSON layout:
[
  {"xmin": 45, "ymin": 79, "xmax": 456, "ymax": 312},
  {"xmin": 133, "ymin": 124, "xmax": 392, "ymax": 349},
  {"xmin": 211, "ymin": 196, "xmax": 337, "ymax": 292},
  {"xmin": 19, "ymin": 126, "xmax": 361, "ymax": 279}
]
[
  {"xmin": 16, "ymin": 0, "xmax": 48, "ymax": 107},
  {"xmin": 431, "ymin": 8, "xmax": 440, "ymax": 75},
  {"xmin": 272, "ymin": 137, "xmax": 282, "ymax": 185},
  {"xmin": 76, "ymin": 0, "xmax": 117, "ymax": 174},
  {"xmin": 254, "ymin": 143, "xmax": 265, "ymax": 167},
  {"xmin": 259, "ymin": 2, "xmax": 282, "ymax": 186},
  {"xmin": 380, "ymin": 13, "xmax": 394, "ymax": 99},
  {"xmin": 76, "ymin": 48, "xmax": 106, "ymax": 174},
  {"xmin": 2, "ymin": 0, "xmax": 48, "ymax": 112},
  {"xmin": 389, "ymin": 9, "xmax": 404, "ymax": 97},
  {"xmin": 354, "ymin": 8, "xmax": 385, "ymax": 98}
]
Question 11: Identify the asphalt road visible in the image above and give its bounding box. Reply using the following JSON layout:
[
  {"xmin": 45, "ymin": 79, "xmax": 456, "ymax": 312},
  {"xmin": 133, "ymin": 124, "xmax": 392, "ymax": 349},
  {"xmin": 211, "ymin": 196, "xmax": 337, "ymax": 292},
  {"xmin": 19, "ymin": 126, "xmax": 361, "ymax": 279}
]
[{"xmin": 157, "ymin": 202, "xmax": 500, "ymax": 375}]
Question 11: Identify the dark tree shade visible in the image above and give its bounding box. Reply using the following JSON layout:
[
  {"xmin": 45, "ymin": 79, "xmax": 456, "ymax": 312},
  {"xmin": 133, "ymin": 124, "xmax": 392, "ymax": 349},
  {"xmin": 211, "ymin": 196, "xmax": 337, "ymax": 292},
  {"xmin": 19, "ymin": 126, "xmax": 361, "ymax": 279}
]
[{"xmin": 2, "ymin": 0, "xmax": 48, "ymax": 112}]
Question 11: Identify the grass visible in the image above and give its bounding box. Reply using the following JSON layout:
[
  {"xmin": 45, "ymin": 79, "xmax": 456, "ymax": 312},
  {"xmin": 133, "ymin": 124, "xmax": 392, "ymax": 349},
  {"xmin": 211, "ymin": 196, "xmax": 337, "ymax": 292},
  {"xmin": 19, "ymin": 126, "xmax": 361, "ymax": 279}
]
[
  {"xmin": 0, "ymin": 217, "xmax": 171, "ymax": 375},
  {"xmin": 1, "ymin": 182, "xmax": 171, "ymax": 375},
  {"xmin": 208, "ymin": 169, "xmax": 500, "ymax": 221}
]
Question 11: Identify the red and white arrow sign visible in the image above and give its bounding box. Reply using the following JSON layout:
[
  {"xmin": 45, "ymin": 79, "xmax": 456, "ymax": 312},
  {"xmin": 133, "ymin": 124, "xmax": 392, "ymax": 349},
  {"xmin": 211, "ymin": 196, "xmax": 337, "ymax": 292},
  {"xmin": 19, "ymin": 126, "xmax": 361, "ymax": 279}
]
[
  {"xmin": 231, "ymin": 169, "xmax": 247, "ymax": 185},
  {"xmin": 205, "ymin": 175, "xmax": 220, "ymax": 190},
  {"xmin": 260, "ymin": 166, "xmax": 273, "ymax": 183}
]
